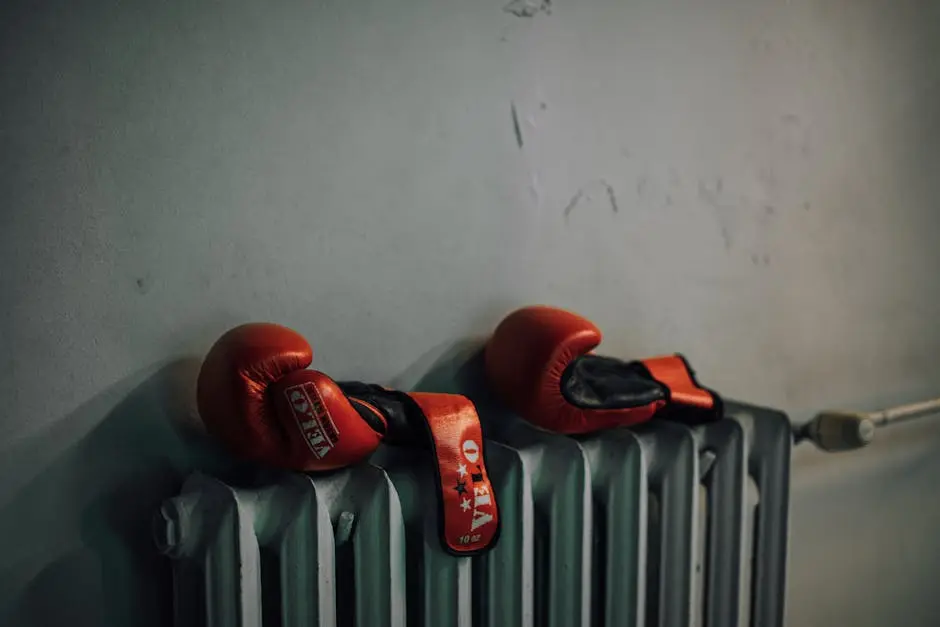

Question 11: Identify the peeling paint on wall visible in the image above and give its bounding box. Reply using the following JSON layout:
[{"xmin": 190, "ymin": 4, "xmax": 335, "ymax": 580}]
[
  {"xmin": 504, "ymin": 0, "xmax": 552, "ymax": 18},
  {"xmin": 563, "ymin": 179, "xmax": 618, "ymax": 218}
]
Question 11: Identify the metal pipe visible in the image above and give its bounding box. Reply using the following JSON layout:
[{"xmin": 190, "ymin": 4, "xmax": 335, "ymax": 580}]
[{"xmin": 796, "ymin": 397, "xmax": 940, "ymax": 452}]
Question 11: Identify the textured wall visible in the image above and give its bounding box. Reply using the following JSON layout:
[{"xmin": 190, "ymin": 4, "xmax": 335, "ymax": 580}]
[{"xmin": 2, "ymin": 0, "xmax": 939, "ymax": 625}]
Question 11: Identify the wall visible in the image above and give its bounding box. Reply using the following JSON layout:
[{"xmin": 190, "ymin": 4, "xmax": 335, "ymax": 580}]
[{"xmin": 2, "ymin": 0, "xmax": 939, "ymax": 625}]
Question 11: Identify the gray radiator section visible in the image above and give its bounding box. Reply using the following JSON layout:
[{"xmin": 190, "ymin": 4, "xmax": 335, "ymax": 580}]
[{"xmin": 155, "ymin": 402, "xmax": 790, "ymax": 627}]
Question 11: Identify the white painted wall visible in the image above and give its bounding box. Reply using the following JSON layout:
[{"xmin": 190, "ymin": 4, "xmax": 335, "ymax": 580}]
[{"xmin": 2, "ymin": 0, "xmax": 939, "ymax": 624}]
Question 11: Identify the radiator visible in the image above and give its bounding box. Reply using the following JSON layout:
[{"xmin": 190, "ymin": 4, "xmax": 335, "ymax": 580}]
[{"xmin": 154, "ymin": 400, "xmax": 790, "ymax": 627}]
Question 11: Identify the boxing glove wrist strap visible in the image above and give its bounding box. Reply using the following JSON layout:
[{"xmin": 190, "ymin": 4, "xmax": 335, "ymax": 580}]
[
  {"xmin": 641, "ymin": 354, "xmax": 722, "ymax": 421},
  {"xmin": 340, "ymin": 383, "xmax": 500, "ymax": 556},
  {"xmin": 407, "ymin": 393, "xmax": 500, "ymax": 556}
]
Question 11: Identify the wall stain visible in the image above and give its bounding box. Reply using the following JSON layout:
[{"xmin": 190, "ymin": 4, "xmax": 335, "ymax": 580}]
[
  {"xmin": 604, "ymin": 181, "xmax": 619, "ymax": 213},
  {"xmin": 699, "ymin": 180, "xmax": 735, "ymax": 250},
  {"xmin": 510, "ymin": 102, "xmax": 524, "ymax": 149},
  {"xmin": 563, "ymin": 179, "xmax": 618, "ymax": 218},
  {"xmin": 504, "ymin": 0, "xmax": 551, "ymax": 17},
  {"xmin": 563, "ymin": 190, "xmax": 584, "ymax": 218},
  {"xmin": 135, "ymin": 274, "xmax": 153, "ymax": 295}
]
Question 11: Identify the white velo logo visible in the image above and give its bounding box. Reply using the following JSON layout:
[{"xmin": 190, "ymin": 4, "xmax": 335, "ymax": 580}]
[
  {"xmin": 470, "ymin": 484, "xmax": 493, "ymax": 531},
  {"xmin": 285, "ymin": 383, "xmax": 340, "ymax": 459},
  {"xmin": 458, "ymin": 438, "xmax": 494, "ymax": 537}
]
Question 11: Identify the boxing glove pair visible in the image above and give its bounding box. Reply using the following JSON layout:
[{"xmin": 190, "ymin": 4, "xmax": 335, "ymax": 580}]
[
  {"xmin": 485, "ymin": 305, "xmax": 722, "ymax": 434},
  {"xmin": 197, "ymin": 323, "xmax": 499, "ymax": 556},
  {"xmin": 196, "ymin": 308, "xmax": 720, "ymax": 553}
]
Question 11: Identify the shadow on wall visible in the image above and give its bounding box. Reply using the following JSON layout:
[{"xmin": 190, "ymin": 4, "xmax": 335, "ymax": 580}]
[
  {"xmin": 0, "ymin": 360, "xmax": 233, "ymax": 627},
  {"xmin": 392, "ymin": 338, "xmax": 488, "ymax": 397},
  {"xmin": 400, "ymin": 338, "xmax": 536, "ymax": 443}
]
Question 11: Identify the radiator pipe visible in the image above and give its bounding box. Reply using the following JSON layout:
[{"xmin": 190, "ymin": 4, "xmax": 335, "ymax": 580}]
[{"xmin": 795, "ymin": 398, "xmax": 940, "ymax": 452}]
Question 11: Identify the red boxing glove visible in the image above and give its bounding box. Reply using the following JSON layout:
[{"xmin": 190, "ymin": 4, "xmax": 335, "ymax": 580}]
[
  {"xmin": 484, "ymin": 306, "xmax": 721, "ymax": 434},
  {"xmin": 197, "ymin": 323, "xmax": 384, "ymax": 471},
  {"xmin": 197, "ymin": 323, "xmax": 499, "ymax": 555}
]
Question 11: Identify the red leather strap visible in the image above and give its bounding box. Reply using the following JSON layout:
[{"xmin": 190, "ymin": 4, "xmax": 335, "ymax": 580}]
[
  {"xmin": 408, "ymin": 393, "xmax": 499, "ymax": 556},
  {"xmin": 641, "ymin": 355, "xmax": 716, "ymax": 410}
]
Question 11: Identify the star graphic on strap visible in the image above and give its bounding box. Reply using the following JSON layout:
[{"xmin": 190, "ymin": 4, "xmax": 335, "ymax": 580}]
[
  {"xmin": 461, "ymin": 498, "xmax": 471, "ymax": 512},
  {"xmin": 457, "ymin": 463, "xmax": 468, "ymax": 478},
  {"xmin": 453, "ymin": 480, "xmax": 467, "ymax": 495}
]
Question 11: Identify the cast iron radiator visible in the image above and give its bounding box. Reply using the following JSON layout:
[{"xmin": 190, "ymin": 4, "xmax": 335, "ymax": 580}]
[{"xmin": 154, "ymin": 400, "xmax": 791, "ymax": 627}]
